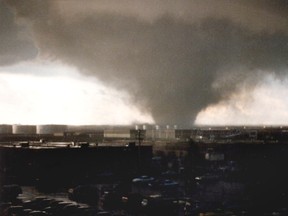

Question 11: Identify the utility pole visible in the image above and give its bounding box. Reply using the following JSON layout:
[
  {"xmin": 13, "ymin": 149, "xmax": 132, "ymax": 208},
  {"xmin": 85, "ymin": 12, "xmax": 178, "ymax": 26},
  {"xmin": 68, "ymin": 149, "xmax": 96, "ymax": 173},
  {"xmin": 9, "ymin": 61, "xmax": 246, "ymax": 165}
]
[
  {"xmin": 137, "ymin": 129, "xmax": 141, "ymax": 171},
  {"xmin": 137, "ymin": 129, "xmax": 142, "ymax": 146},
  {"xmin": 137, "ymin": 129, "xmax": 144, "ymax": 172}
]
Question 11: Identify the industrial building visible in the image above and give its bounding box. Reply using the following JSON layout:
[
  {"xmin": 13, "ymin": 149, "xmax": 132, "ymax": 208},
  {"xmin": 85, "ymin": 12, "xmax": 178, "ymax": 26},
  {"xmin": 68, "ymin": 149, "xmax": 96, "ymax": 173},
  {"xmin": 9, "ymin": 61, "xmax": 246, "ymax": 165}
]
[{"xmin": 0, "ymin": 124, "xmax": 287, "ymax": 144}]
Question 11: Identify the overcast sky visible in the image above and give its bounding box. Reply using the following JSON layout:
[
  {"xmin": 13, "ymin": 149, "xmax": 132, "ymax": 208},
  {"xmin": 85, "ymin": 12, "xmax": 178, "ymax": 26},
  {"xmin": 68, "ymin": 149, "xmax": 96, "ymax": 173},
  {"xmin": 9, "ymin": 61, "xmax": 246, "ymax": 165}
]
[{"xmin": 1, "ymin": 0, "xmax": 288, "ymax": 126}]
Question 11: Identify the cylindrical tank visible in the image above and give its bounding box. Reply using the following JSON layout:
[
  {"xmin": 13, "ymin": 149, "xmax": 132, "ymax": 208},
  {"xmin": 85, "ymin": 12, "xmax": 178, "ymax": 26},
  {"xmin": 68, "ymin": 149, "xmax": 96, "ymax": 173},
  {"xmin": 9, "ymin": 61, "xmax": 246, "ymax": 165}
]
[
  {"xmin": 37, "ymin": 125, "xmax": 67, "ymax": 134},
  {"xmin": 13, "ymin": 125, "xmax": 37, "ymax": 134},
  {"xmin": 0, "ymin": 125, "xmax": 13, "ymax": 134}
]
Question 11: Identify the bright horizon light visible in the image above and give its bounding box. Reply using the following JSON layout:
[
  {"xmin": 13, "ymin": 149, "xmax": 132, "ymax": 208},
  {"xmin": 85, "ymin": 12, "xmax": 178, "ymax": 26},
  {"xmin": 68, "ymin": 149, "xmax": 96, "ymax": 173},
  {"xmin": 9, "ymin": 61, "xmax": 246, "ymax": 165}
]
[
  {"xmin": 1, "ymin": 62, "xmax": 288, "ymax": 127},
  {"xmin": 0, "ymin": 61, "xmax": 154, "ymax": 125},
  {"xmin": 195, "ymin": 74, "xmax": 288, "ymax": 126}
]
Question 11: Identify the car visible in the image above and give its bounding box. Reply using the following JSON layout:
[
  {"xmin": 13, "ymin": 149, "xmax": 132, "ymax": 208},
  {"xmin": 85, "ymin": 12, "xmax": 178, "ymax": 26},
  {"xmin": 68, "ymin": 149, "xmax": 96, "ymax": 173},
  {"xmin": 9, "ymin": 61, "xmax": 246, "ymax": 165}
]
[
  {"xmin": 148, "ymin": 179, "xmax": 179, "ymax": 190},
  {"xmin": 68, "ymin": 185, "xmax": 99, "ymax": 205},
  {"xmin": 160, "ymin": 179, "xmax": 179, "ymax": 187},
  {"xmin": 161, "ymin": 170, "xmax": 178, "ymax": 179},
  {"xmin": 28, "ymin": 210, "xmax": 48, "ymax": 216},
  {"xmin": 96, "ymin": 211, "xmax": 112, "ymax": 216},
  {"xmin": 132, "ymin": 176, "xmax": 155, "ymax": 184},
  {"xmin": 1, "ymin": 184, "xmax": 22, "ymax": 201},
  {"xmin": 194, "ymin": 174, "xmax": 220, "ymax": 183}
]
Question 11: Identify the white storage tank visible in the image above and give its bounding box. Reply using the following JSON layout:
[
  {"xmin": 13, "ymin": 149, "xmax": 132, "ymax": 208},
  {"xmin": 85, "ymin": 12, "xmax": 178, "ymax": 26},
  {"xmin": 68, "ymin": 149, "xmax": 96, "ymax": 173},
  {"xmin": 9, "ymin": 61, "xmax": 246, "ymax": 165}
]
[
  {"xmin": 13, "ymin": 125, "xmax": 37, "ymax": 134},
  {"xmin": 37, "ymin": 125, "xmax": 68, "ymax": 135},
  {"xmin": 0, "ymin": 125, "xmax": 13, "ymax": 134}
]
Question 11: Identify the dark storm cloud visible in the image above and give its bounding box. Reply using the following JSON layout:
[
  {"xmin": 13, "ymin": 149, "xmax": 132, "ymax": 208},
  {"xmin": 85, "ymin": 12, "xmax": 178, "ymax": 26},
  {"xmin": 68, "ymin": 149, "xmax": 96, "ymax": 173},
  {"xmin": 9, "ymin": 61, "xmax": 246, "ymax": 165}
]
[
  {"xmin": 0, "ymin": 1, "xmax": 38, "ymax": 65},
  {"xmin": 3, "ymin": 0, "xmax": 288, "ymax": 126}
]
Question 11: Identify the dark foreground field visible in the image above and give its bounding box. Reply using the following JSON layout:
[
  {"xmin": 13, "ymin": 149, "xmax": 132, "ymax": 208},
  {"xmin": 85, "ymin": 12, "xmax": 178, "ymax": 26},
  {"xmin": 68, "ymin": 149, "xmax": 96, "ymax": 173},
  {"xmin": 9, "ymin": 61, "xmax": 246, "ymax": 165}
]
[{"xmin": 1, "ymin": 142, "xmax": 288, "ymax": 215}]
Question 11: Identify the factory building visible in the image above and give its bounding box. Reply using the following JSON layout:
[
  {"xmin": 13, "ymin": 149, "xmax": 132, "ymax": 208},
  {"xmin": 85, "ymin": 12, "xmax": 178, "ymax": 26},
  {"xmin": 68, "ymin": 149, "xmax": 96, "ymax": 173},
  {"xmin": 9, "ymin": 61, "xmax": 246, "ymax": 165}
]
[
  {"xmin": 67, "ymin": 125, "xmax": 105, "ymax": 132},
  {"xmin": 1, "ymin": 124, "xmax": 287, "ymax": 144},
  {"xmin": 175, "ymin": 129, "xmax": 193, "ymax": 140},
  {"xmin": 139, "ymin": 125, "xmax": 176, "ymax": 140},
  {"xmin": 148, "ymin": 128, "xmax": 176, "ymax": 140},
  {"xmin": 104, "ymin": 129, "xmax": 131, "ymax": 139}
]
